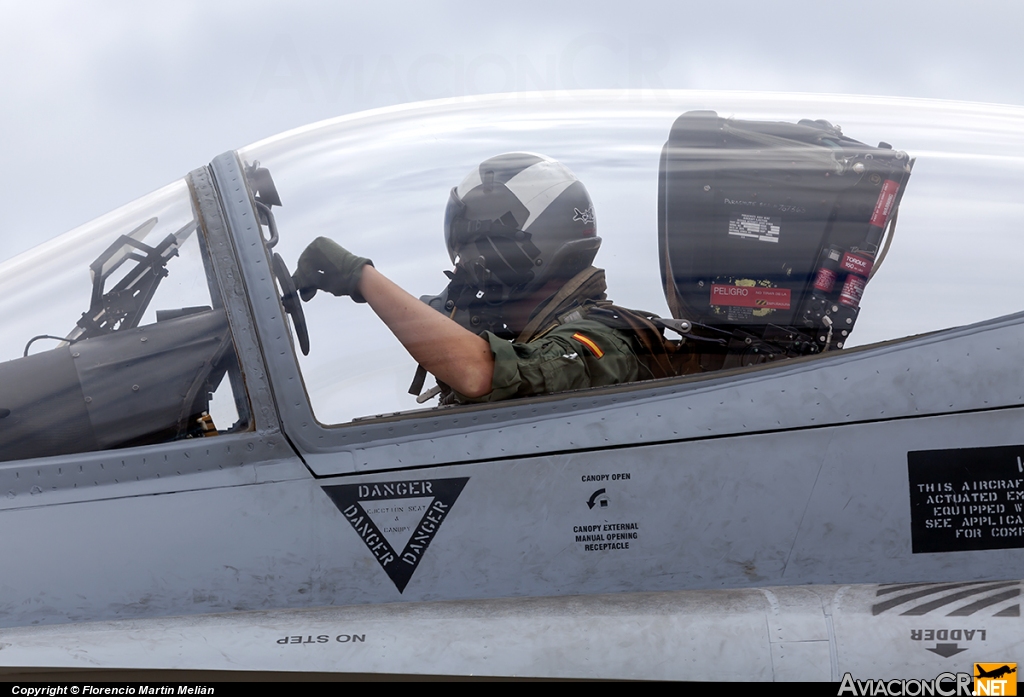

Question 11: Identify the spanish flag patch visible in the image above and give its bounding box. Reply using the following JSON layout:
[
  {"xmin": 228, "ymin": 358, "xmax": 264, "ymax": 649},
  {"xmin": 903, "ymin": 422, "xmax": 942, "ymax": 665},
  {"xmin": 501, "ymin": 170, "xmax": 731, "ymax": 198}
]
[{"xmin": 572, "ymin": 332, "xmax": 604, "ymax": 358}]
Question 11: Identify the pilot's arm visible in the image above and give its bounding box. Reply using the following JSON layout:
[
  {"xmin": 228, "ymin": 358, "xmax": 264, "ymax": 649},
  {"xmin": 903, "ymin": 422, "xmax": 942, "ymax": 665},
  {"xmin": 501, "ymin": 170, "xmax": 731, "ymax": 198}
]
[
  {"xmin": 293, "ymin": 237, "xmax": 494, "ymax": 398},
  {"xmin": 455, "ymin": 320, "xmax": 641, "ymax": 403}
]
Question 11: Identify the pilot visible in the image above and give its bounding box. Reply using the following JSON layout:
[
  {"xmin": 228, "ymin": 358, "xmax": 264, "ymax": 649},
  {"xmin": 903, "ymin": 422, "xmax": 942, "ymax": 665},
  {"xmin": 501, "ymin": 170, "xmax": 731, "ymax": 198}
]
[{"xmin": 293, "ymin": 152, "xmax": 675, "ymax": 403}]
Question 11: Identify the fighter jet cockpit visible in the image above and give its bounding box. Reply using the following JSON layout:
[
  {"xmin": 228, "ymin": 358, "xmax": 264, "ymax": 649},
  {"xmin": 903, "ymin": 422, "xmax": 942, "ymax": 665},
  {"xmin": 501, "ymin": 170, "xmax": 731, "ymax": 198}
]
[
  {"xmin": 236, "ymin": 94, "xmax": 1020, "ymax": 428},
  {"xmin": 2, "ymin": 93, "xmax": 1022, "ymax": 462}
]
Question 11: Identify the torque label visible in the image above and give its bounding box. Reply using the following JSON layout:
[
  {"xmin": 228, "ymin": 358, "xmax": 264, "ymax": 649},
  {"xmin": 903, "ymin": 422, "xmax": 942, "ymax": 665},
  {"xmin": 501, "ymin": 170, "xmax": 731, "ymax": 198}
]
[
  {"xmin": 908, "ymin": 445, "xmax": 1024, "ymax": 553},
  {"xmin": 840, "ymin": 251, "xmax": 873, "ymax": 276},
  {"xmin": 323, "ymin": 477, "xmax": 469, "ymax": 593}
]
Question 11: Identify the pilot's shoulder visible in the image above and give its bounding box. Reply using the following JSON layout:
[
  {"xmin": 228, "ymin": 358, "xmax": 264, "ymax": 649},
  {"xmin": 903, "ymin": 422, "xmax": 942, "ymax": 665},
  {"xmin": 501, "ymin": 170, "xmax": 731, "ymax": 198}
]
[{"xmin": 545, "ymin": 318, "xmax": 637, "ymax": 359}]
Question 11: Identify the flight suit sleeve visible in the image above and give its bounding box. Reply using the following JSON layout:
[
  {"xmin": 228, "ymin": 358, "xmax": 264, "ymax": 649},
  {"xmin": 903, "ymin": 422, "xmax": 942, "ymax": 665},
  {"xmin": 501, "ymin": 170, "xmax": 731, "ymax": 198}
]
[{"xmin": 454, "ymin": 320, "xmax": 642, "ymax": 403}]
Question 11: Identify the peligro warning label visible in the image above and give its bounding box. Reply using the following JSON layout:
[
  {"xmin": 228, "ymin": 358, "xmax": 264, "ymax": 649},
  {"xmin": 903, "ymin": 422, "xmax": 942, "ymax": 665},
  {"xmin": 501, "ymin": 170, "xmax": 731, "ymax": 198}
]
[
  {"xmin": 908, "ymin": 445, "xmax": 1024, "ymax": 553},
  {"xmin": 710, "ymin": 284, "xmax": 791, "ymax": 309}
]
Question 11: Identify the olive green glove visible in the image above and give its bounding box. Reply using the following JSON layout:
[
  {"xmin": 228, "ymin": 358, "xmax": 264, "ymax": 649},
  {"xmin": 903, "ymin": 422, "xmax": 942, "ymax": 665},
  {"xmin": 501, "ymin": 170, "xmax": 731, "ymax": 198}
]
[{"xmin": 292, "ymin": 236, "xmax": 374, "ymax": 303}]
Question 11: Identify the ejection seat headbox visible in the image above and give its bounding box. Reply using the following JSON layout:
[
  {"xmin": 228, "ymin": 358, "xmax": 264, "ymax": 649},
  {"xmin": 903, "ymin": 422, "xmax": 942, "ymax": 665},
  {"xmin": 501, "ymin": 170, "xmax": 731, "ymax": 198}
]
[{"xmin": 658, "ymin": 110, "xmax": 913, "ymax": 355}]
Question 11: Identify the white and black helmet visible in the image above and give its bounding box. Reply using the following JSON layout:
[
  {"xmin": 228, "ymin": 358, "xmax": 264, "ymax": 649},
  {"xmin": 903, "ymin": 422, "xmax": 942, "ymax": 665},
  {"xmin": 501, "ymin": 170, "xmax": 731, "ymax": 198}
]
[{"xmin": 443, "ymin": 152, "xmax": 600, "ymax": 302}]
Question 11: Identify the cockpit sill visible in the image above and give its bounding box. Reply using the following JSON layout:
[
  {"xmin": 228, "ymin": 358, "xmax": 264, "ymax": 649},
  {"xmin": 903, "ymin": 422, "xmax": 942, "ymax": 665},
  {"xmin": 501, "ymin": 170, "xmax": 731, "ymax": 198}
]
[
  {"xmin": 291, "ymin": 308, "xmax": 1024, "ymax": 476},
  {"xmin": 346, "ymin": 311, "xmax": 1020, "ymax": 425}
]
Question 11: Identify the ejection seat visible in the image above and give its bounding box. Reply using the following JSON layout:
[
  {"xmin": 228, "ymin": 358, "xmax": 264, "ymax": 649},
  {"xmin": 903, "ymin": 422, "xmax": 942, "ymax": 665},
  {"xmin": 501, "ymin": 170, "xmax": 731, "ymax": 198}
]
[{"xmin": 657, "ymin": 110, "xmax": 913, "ymax": 372}]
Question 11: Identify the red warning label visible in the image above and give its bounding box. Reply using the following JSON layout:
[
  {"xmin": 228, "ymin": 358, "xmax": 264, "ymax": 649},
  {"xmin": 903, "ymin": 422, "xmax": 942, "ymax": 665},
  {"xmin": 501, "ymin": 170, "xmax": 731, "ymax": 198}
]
[
  {"xmin": 869, "ymin": 179, "xmax": 900, "ymax": 228},
  {"xmin": 710, "ymin": 285, "xmax": 792, "ymax": 309},
  {"xmin": 840, "ymin": 252, "xmax": 873, "ymax": 276},
  {"xmin": 813, "ymin": 267, "xmax": 838, "ymax": 292}
]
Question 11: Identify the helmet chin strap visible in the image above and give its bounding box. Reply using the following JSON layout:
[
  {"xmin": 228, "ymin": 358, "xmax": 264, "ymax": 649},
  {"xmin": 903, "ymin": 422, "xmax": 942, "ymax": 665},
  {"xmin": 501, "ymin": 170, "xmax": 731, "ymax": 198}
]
[{"xmin": 440, "ymin": 261, "xmax": 516, "ymax": 338}]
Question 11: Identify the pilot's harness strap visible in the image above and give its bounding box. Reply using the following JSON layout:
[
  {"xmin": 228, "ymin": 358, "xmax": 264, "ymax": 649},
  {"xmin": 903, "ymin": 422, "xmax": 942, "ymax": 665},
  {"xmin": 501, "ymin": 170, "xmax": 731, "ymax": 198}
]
[
  {"xmin": 521, "ymin": 266, "xmax": 685, "ymax": 381},
  {"xmin": 583, "ymin": 305, "xmax": 681, "ymax": 381},
  {"xmin": 516, "ymin": 266, "xmax": 608, "ymax": 343},
  {"xmin": 409, "ymin": 363, "xmax": 429, "ymax": 399}
]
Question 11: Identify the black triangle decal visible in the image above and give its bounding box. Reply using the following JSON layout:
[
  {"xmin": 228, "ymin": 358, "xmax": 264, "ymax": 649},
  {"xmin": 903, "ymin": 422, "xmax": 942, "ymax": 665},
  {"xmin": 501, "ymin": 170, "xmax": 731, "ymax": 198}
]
[{"xmin": 322, "ymin": 477, "xmax": 469, "ymax": 593}]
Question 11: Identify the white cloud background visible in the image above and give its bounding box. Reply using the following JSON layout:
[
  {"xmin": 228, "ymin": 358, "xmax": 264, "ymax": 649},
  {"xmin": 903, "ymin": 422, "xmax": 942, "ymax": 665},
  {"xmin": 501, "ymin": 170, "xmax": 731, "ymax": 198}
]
[{"xmin": 2, "ymin": 0, "xmax": 1022, "ymax": 261}]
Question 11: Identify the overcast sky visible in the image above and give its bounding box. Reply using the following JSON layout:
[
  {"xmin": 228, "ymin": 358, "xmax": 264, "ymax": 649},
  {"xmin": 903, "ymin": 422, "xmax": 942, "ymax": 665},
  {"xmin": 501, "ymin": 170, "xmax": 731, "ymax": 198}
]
[{"xmin": 2, "ymin": 0, "xmax": 1022, "ymax": 262}]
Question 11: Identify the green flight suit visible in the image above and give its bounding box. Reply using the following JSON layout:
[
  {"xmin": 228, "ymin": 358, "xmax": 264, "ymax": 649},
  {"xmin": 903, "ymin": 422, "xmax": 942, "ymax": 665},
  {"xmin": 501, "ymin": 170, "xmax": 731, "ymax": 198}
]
[{"xmin": 454, "ymin": 318, "xmax": 643, "ymax": 403}]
